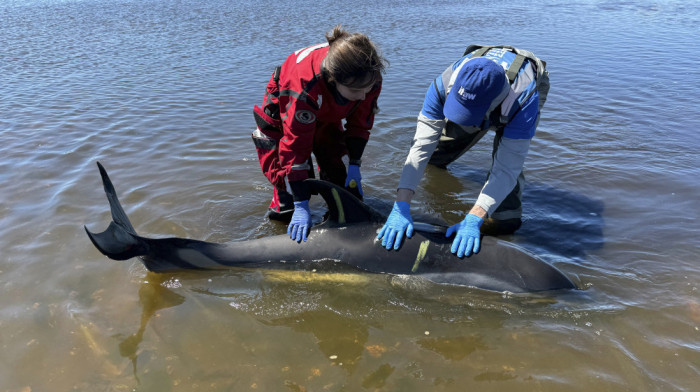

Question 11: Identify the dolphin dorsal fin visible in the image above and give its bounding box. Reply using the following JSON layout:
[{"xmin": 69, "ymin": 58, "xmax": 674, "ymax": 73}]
[{"xmin": 304, "ymin": 179, "xmax": 382, "ymax": 225}]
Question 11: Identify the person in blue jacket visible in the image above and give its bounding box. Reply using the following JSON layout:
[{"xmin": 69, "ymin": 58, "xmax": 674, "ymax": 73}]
[{"xmin": 377, "ymin": 45, "xmax": 550, "ymax": 258}]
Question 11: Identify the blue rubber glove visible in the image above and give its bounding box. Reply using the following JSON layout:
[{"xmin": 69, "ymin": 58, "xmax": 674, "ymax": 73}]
[
  {"xmin": 344, "ymin": 164, "xmax": 363, "ymax": 197},
  {"xmin": 446, "ymin": 214, "xmax": 484, "ymax": 257},
  {"xmin": 377, "ymin": 201, "xmax": 414, "ymax": 250},
  {"xmin": 288, "ymin": 200, "xmax": 312, "ymax": 242}
]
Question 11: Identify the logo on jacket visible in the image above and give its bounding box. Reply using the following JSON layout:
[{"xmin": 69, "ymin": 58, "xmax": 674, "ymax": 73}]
[{"xmin": 295, "ymin": 110, "xmax": 316, "ymax": 124}]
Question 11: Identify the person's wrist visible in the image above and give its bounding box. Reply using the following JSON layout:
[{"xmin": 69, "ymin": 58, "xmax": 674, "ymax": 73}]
[
  {"xmin": 395, "ymin": 201, "xmax": 410, "ymax": 214},
  {"xmin": 396, "ymin": 188, "xmax": 414, "ymax": 203},
  {"xmin": 294, "ymin": 200, "xmax": 310, "ymax": 209},
  {"xmin": 466, "ymin": 213, "xmax": 483, "ymax": 227}
]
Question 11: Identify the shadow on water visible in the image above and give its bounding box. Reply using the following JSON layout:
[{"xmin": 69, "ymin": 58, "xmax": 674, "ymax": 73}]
[
  {"xmin": 518, "ymin": 182, "xmax": 605, "ymax": 259},
  {"xmin": 420, "ymin": 163, "xmax": 605, "ymax": 260}
]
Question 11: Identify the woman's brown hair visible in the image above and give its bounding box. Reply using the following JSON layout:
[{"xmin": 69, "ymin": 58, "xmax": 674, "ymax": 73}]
[{"xmin": 323, "ymin": 25, "xmax": 387, "ymax": 88}]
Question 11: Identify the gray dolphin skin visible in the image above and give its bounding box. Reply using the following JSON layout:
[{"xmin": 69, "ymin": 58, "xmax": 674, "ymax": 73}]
[{"xmin": 85, "ymin": 162, "xmax": 576, "ymax": 293}]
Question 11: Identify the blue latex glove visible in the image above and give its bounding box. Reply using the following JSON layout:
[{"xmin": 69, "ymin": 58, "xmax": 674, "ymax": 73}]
[
  {"xmin": 288, "ymin": 200, "xmax": 312, "ymax": 242},
  {"xmin": 377, "ymin": 201, "xmax": 414, "ymax": 250},
  {"xmin": 344, "ymin": 164, "xmax": 363, "ymax": 197},
  {"xmin": 446, "ymin": 214, "xmax": 484, "ymax": 257}
]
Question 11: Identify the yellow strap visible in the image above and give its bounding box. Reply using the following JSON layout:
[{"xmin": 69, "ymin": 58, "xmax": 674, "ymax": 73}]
[
  {"xmin": 331, "ymin": 188, "xmax": 345, "ymax": 224},
  {"xmin": 412, "ymin": 240, "xmax": 430, "ymax": 272}
]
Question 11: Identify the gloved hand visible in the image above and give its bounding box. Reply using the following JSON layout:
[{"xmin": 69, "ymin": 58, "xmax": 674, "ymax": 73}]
[
  {"xmin": 288, "ymin": 200, "xmax": 312, "ymax": 242},
  {"xmin": 377, "ymin": 201, "xmax": 414, "ymax": 250},
  {"xmin": 344, "ymin": 164, "xmax": 363, "ymax": 198},
  {"xmin": 446, "ymin": 214, "xmax": 483, "ymax": 257}
]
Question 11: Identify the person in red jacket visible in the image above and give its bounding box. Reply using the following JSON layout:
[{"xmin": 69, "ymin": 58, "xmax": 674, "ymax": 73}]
[{"xmin": 252, "ymin": 25, "xmax": 386, "ymax": 242}]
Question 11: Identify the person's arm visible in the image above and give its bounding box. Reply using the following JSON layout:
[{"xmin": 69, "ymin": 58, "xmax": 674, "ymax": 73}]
[
  {"xmin": 379, "ymin": 114, "xmax": 443, "ymax": 248},
  {"xmin": 277, "ymin": 93, "xmax": 319, "ymax": 202},
  {"xmin": 467, "ymin": 205, "xmax": 488, "ymax": 220},
  {"xmin": 472, "ymin": 137, "xmax": 530, "ymax": 215},
  {"xmin": 396, "ymin": 114, "xmax": 445, "ymax": 192},
  {"xmin": 342, "ymin": 82, "xmax": 382, "ymax": 198},
  {"xmin": 396, "ymin": 188, "xmax": 414, "ymax": 203},
  {"xmin": 446, "ymin": 91, "xmax": 540, "ymax": 257},
  {"xmin": 445, "ymin": 136, "xmax": 529, "ymax": 257},
  {"xmin": 474, "ymin": 90, "xmax": 540, "ymax": 215},
  {"xmin": 277, "ymin": 94, "xmax": 319, "ymax": 242},
  {"xmin": 377, "ymin": 75, "xmax": 447, "ymax": 250},
  {"xmin": 396, "ymin": 72, "xmax": 447, "ymax": 193}
]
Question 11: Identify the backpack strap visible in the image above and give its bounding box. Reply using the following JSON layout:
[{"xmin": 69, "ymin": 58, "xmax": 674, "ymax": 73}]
[
  {"xmin": 469, "ymin": 46, "xmax": 490, "ymax": 58},
  {"xmin": 505, "ymin": 54, "xmax": 526, "ymax": 83},
  {"xmin": 464, "ymin": 44, "xmax": 490, "ymax": 57},
  {"xmin": 434, "ymin": 81, "xmax": 445, "ymax": 106}
]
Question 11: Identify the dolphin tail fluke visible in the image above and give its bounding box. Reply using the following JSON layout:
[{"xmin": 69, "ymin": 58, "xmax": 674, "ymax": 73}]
[
  {"xmin": 85, "ymin": 162, "xmax": 149, "ymax": 260},
  {"xmin": 96, "ymin": 161, "xmax": 137, "ymax": 234},
  {"xmin": 84, "ymin": 222, "xmax": 148, "ymax": 260}
]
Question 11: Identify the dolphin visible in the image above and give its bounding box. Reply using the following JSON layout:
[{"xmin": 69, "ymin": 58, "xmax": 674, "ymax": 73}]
[{"xmin": 84, "ymin": 162, "xmax": 576, "ymax": 293}]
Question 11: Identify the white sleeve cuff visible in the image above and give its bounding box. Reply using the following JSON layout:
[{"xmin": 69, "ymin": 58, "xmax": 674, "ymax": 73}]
[{"xmin": 475, "ymin": 193, "xmax": 498, "ymax": 215}]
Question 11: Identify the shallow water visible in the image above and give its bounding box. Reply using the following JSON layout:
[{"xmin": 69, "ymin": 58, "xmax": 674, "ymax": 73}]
[{"xmin": 2, "ymin": 0, "xmax": 699, "ymax": 390}]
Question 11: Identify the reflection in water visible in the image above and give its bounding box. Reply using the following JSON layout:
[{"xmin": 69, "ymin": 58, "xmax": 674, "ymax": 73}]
[
  {"xmin": 422, "ymin": 164, "xmax": 605, "ymax": 259},
  {"xmin": 118, "ymin": 268, "xmax": 585, "ymax": 389},
  {"xmin": 117, "ymin": 274, "xmax": 185, "ymax": 384},
  {"xmin": 473, "ymin": 369, "xmax": 518, "ymax": 382},
  {"xmin": 361, "ymin": 363, "xmax": 395, "ymax": 389},
  {"xmin": 416, "ymin": 334, "xmax": 488, "ymax": 361},
  {"xmin": 259, "ymin": 309, "xmax": 370, "ymax": 374}
]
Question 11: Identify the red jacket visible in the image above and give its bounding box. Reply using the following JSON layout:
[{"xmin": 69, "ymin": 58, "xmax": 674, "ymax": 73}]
[{"xmin": 254, "ymin": 43, "xmax": 381, "ymax": 182}]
